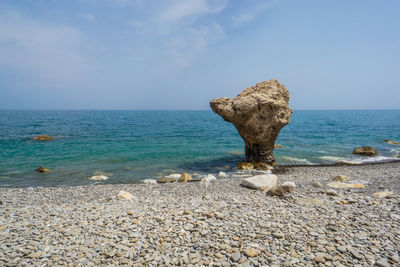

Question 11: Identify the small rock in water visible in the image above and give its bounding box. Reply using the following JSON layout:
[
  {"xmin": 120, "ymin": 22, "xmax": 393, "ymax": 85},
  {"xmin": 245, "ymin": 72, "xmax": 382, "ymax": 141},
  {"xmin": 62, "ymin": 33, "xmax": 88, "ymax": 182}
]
[
  {"xmin": 267, "ymin": 185, "xmax": 293, "ymax": 197},
  {"xmin": 384, "ymin": 139, "xmax": 400, "ymax": 145},
  {"xmin": 118, "ymin": 191, "xmax": 134, "ymax": 200},
  {"xmin": 237, "ymin": 162, "xmax": 254, "ymax": 171},
  {"xmin": 312, "ymin": 181, "xmax": 323, "ymax": 188},
  {"xmin": 331, "ymin": 175, "xmax": 350, "ymax": 182},
  {"xmin": 32, "ymin": 134, "xmax": 53, "ymax": 141},
  {"xmin": 241, "ymin": 174, "xmax": 278, "ymax": 191},
  {"xmin": 275, "ymin": 144, "xmax": 284, "ymax": 148},
  {"xmin": 142, "ymin": 179, "xmax": 157, "ymax": 184},
  {"xmin": 218, "ymin": 171, "xmax": 228, "ymax": 178},
  {"xmin": 36, "ymin": 166, "xmax": 51, "ymax": 173},
  {"xmin": 352, "ymin": 146, "xmax": 378, "ymax": 156},
  {"xmin": 89, "ymin": 175, "xmax": 108, "ymax": 181},
  {"xmin": 178, "ymin": 173, "xmax": 192, "ymax": 182},
  {"xmin": 201, "ymin": 174, "xmax": 217, "ymax": 183},
  {"xmin": 371, "ymin": 191, "xmax": 393, "ymax": 199},
  {"xmin": 157, "ymin": 177, "xmax": 177, "ymax": 183}
]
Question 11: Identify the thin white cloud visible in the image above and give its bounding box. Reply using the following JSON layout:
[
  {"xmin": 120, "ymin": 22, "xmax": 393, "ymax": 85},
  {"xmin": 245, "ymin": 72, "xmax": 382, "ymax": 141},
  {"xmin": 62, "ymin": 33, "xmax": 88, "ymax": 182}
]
[
  {"xmin": 231, "ymin": 0, "xmax": 280, "ymax": 27},
  {"xmin": 158, "ymin": 0, "xmax": 227, "ymax": 22}
]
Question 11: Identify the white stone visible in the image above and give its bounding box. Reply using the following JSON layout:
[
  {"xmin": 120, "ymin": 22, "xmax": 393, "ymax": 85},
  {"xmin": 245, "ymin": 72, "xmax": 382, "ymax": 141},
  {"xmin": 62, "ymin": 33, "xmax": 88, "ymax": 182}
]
[
  {"xmin": 89, "ymin": 175, "xmax": 109, "ymax": 181},
  {"xmin": 281, "ymin": 181, "xmax": 296, "ymax": 188},
  {"xmin": 142, "ymin": 179, "xmax": 157, "ymax": 184},
  {"xmin": 201, "ymin": 174, "xmax": 217, "ymax": 183},
  {"xmin": 218, "ymin": 171, "xmax": 228, "ymax": 178},
  {"xmin": 166, "ymin": 173, "xmax": 182, "ymax": 179},
  {"xmin": 371, "ymin": 191, "xmax": 393, "ymax": 199},
  {"xmin": 241, "ymin": 174, "xmax": 278, "ymax": 191},
  {"xmin": 118, "ymin": 191, "xmax": 134, "ymax": 200}
]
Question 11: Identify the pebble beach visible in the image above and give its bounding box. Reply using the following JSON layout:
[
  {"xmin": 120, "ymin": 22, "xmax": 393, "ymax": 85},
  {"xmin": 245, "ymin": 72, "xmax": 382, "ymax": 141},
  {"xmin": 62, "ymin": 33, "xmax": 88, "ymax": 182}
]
[{"xmin": 1, "ymin": 162, "xmax": 400, "ymax": 266}]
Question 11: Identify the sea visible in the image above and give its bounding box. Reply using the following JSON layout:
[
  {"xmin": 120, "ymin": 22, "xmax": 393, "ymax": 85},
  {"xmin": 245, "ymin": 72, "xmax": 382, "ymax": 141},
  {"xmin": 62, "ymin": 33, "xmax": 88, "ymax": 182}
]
[{"xmin": 0, "ymin": 110, "xmax": 399, "ymax": 187}]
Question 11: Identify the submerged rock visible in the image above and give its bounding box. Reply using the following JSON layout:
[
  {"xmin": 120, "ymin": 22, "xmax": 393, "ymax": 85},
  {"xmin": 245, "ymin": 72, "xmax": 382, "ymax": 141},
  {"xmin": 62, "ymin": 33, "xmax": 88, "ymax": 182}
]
[
  {"xmin": 385, "ymin": 139, "xmax": 400, "ymax": 145},
  {"xmin": 210, "ymin": 79, "xmax": 292, "ymax": 166},
  {"xmin": 241, "ymin": 174, "xmax": 278, "ymax": 191},
  {"xmin": 35, "ymin": 166, "xmax": 51, "ymax": 173},
  {"xmin": 352, "ymin": 146, "xmax": 378, "ymax": 156},
  {"xmin": 32, "ymin": 134, "xmax": 54, "ymax": 141}
]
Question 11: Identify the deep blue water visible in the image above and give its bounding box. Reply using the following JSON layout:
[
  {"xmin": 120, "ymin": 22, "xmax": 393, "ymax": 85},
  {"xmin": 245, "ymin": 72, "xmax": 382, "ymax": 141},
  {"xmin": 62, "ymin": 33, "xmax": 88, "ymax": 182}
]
[{"xmin": 0, "ymin": 110, "xmax": 399, "ymax": 187}]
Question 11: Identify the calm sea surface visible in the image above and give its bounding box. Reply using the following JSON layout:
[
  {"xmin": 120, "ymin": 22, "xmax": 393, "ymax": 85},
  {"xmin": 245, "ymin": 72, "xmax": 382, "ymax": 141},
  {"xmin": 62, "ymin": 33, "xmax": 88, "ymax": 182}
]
[{"xmin": 1, "ymin": 110, "xmax": 399, "ymax": 187}]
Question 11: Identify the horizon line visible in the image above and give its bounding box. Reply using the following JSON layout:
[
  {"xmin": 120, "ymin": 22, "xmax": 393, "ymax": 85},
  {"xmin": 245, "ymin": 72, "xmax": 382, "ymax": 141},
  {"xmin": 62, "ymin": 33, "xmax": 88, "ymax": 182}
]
[{"xmin": 1, "ymin": 108, "xmax": 400, "ymax": 111}]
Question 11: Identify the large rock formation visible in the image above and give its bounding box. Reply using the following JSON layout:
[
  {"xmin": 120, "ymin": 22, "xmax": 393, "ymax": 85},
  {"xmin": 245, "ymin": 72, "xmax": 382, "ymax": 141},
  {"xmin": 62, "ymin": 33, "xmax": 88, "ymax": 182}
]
[{"xmin": 210, "ymin": 79, "xmax": 292, "ymax": 165}]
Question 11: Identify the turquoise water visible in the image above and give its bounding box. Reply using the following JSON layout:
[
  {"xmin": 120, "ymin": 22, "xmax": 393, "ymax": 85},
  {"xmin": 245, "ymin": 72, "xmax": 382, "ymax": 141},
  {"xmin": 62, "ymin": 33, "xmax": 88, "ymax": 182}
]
[{"xmin": 0, "ymin": 110, "xmax": 399, "ymax": 187}]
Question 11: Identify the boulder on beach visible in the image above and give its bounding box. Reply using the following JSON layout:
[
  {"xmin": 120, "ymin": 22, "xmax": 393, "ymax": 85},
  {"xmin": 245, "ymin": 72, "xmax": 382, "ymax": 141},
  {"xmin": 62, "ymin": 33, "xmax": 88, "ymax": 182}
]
[
  {"xmin": 210, "ymin": 79, "xmax": 292, "ymax": 166},
  {"xmin": 118, "ymin": 191, "xmax": 134, "ymax": 200},
  {"xmin": 371, "ymin": 191, "xmax": 393, "ymax": 199},
  {"xmin": 201, "ymin": 174, "xmax": 217, "ymax": 183},
  {"xmin": 178, "ymin": 173, "xmax": 192, "ymax": 183},
  {"xmin": 384, "ymin": 139, "xmax": 400, "ymax": 145},
  {"xmin": 35, "ymin": 166, "xmax": 51, "ymax": 173},
  {"xmin": 241, "ymin": 174, "xmax": 278, "ymax": 192},
  {"xmin": 267, "ymin": 185, "xmax": 293, "ymax": 197},
  {"xmin": 327, "ymin": 182, "xmax": 365, "ymax": 188},
  {"xmin": 218, "ymin": 171, "xmax": 228, "ymax": 178},
  {"xmin": 352, "ymin": 146, "xmax": 378, "ymax": 156},
  {"xmin": 32, "ymin": 135, "xmax": 54, "ymax": 141}
]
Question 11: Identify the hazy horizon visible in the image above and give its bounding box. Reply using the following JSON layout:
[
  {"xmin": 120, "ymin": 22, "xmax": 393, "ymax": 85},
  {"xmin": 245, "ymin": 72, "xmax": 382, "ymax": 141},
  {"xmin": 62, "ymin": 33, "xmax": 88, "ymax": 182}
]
[{"xmin": 1, "ymin": 0, "xmax": 399, "ymax": 110}]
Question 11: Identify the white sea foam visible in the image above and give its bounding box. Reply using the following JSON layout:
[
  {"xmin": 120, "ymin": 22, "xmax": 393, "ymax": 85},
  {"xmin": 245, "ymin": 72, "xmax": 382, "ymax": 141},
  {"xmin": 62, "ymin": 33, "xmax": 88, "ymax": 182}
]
[
  {"xmin": 320, "ymin": 155, "xmax": 399, "ymax": 165},
  {"xmin": 279, "ymin": 156, "xmax": 312, "ymax": 164}
]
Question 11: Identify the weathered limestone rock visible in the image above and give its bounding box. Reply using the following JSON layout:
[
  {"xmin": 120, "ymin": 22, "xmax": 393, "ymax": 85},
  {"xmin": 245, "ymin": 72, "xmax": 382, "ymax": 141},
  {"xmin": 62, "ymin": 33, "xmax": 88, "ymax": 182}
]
[
  {"xmin": 371, "ymin": 191, "xmax": 393, "ymax": 199},
  {"xmin": 237, "ymin": 162, "xmax": 254, "ymax": 171},
  {"xmin": 210, "ymin": 79, "xmax": 292, "ymax": 165},
  {"xmin": 241, "ymin": 174, "xmax": 278, "ymax": 191},
  {"xmin": 33, "ymin": 134, "xmax": 54, "ymax": 141},
  {"xmin": 352, "ymin": 146, "xmax": 378, "ymax": 156},
  {"xmin": 118, "ymin": 191, "xmax": 134, "ymax": 200},
  {"xmin": 384, "ymin": 139, "xmax": 400, "ymax": 145},
  {"xmin": 35, "ymin": 166, "xmax": 51, "ymax": 173},
  {"xmin": 200, "ymin": 174, "xmax": 217, "ymax": 183},
  {"xmin": 178, "ymin": 173, "xmax": 192, "ymax": 182},
  {"xmin": 267, "ymin": 185, "xmax": 293, "ymax": 197}
]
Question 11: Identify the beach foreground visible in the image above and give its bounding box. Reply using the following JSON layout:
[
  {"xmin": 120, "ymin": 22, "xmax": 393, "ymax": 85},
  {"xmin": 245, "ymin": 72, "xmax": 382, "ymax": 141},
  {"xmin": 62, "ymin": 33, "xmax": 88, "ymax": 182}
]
[{"xmin": 1, "ymin": 162, "xmax": 399, "ymax": 266}]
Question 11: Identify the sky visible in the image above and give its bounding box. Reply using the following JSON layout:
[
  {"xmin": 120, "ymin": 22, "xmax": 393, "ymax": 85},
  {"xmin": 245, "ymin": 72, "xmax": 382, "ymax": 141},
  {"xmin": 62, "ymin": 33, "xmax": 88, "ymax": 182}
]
[{"xmin": 0, "ymin": 0, "xmax": 399, "ymax": 110}]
